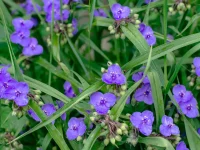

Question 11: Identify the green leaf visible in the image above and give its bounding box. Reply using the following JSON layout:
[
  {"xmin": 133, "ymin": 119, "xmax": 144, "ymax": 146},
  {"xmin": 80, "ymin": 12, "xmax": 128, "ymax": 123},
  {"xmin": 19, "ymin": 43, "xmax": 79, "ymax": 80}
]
[
  {"xmin": 93, "ymin": 17, "xmax": 114, "ymax": 27},
  {"xmin": 42, "ymin": 133, "xmax": 52, "ymax": 150},
  {"xmin": 148, "ymin": 71, "xmax": 165, "ymax": 130},
  {"xmin": 79, "ymin": 34, "xmax": 110, "ymax": 61},
  {"xmin": 29, "ymin": 100, "xmax": 70, "ymax": 150},
  {"xmin": 9, "ymin": 81, "xmax": 104, "ymax": 143},
  {"xmin": 143, "ymin": 3, "xmax": 150, "ymax": 24},
  {"xmin": 89, "ymin": 0, "xmax": 96, "ymax": 31},
  {"xmin": 165, "ymin": 43, "xmax": 200, "ymax": 94},
  {"xmin": 82, "ymin": 125, "xmax": 102, "ymax": 150},
  {"xmin": 138, "ymin": 137, "xmax": 175, "ymax": 150},
  {"xmin": 180, "ymin": 13, "xmax": 200, "ymax": 34},
  {"xmin": 0, "ymin": 6, "xmax": 24, "ymax": 81},
  {"xmin": 122, "ymin": 33, "xmax": 200, "ymax": 70},
  {"xmin": 108, "ymin": 0, "xmax": 116, "ymax": 7},
  {"xmin": 2, "ymin": 0, "xmax": 25, "ymax": 14},
  {"xmin": 51, "ymin": 33, "xmax": 61, "ymax": 62},
  {"xmin": 183, "ymin": 116, "xmax": 200, "ymax": 150},
  {"xmin": 0, "ymin": 1, "xmax": 12, "ymax": 27}
]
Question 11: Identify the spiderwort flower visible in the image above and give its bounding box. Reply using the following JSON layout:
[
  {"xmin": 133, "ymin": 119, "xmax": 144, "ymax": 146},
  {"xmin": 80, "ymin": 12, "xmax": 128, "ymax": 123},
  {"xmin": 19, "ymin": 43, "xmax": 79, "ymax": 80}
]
[
  {"xmin": 27, "ymin": 109, "xmax": 41, "ymax": 121},
  {"xmin": 10, "ymin": 29, "xmax": 30, "ymax": 47},
  {"xmin": 176, "ymin": 141, "xmax": 189, "ymax": 150},
  {"xmin": 179, "ymin": 98, "xmax": 199, "ymax": 118},
  {"xmin": 142, "ymin": 26, "xmax": 156, "ymax": 46},
  {"xmin": 12, "ymin": 18, "xmax": 34, "ymax": 30},
  {"xmin": 64, "ymin": 81, "xmax": 76, "ymax": 98},
  {"xmin": 111, "ymin": 3, "xmax": 130, "ymax": 20},
  {"xmin": 5, "ymin": 82, "xmax": 29, "ymax": 106},
  {"xmin": 102, "ymin": 64, "xmax": 126, "ymax": 85},
  {"xmin": 42, "ymin": 104, "xmax": 56, "ymax": 117},
  {"xmin": 56, "ymin": 100, "xmax": 66, "ymax": 120},
  {"xmin": 193, "ymin": 57, "xmax": 200, "ymax": 76},
  {"xmin": 72, "ymin": 18, "xmax": 78, "ymax": 35},
  {"xmin": 20, "ymin": 0, "xmax": 41, "ymax": 14},
  {"xmin": 145, "ymin": 0, "xmax": 156, "ymax": 4},
  {"xmin": 132, "ymin": 72, "xmax": 149, "ymax": 84},
  {"xmin": 134, "ymin": 84, "xmax": 153, "ymax": 105},
  {"xmin": 172, "ymin": 84, "xmax": 193, "ymax": 104},
  {"xmin": 22, "ymin": 37, "xmax": 43, "ymax": 56},
  {"xmin": 89, "ymin": 92, "xmax": 117, "ymax": 115},
  {"xmin": 130, "ymin": 110, "xmax": 154, "ymax": 136},
  {"xmin": 66, "ymin": 117, "xmax": 86, "ymax": 140},
  {"xmin": 159, "ymin": 115, "xmax": 180, "ymax": 137},
  {"xmin": 197, "ymin": 128, "xmax": 200, "ymax": 135},
  {"xmin": 94, "ymin": 9, "xmax": 107, "ymax": 18}
]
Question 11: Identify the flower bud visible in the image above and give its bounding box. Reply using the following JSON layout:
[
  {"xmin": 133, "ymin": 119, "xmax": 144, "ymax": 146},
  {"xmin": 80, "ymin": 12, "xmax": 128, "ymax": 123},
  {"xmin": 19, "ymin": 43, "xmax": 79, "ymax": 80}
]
[
  {"xmin": 120, "ymin": 91, "xmax": 125, "ymax": 96},
  {"xmin": 93, "ymin": 112, "xmax": 98, "ymax": 116},
  {"xmin": 133, "ymin": 14, "xmax": 139, "ymax": 19},
  {"xmin": 104, "ymin": 138, "xmax": 109, "ymax": 146},
  {"xmin": 176, "ymin": 136, "xmax": 181, "ymax": 142},
  {"xmin": 68, "ymin": 33, "xmax": 73, "ymax": 38},
  {"xmin": 34, "ymin": 90, "xmax": 41, "ymax": 95},
  {"xmin": 110, "ymin": 137, "xmax": 115, "ymax": 145},
  {"xmin": 169, "ymin": 7, "xmax": 174, "ymax": 12},
  {"xmin": 121, "ymin": 84, "xmax": 127, "ymax": 90},
  {"xmin": 12, "ymin": 111, "xmax": 17, "ymax": 116},
  {"xmin": 121, "ymin": 124, "xmax": 127, "ymax": 131},
  {"xmin": 101, "ymin": 122, "xmax": 105, "ymax": 127},
  {"xmin": 189, "ymin": 81, "xmax": 194, "ymax": 87},
  {"xmin": 108, "ymin": 25, "xmax": 113, "ymax": 31},
  {"xmin": 116, "ymin": 128, "xmax": 122, "ymax": 135},
  {"xmin": 147, "ymin": 146, "xmax": 153, "ymax": 150},
  {"xmin": 77, "ymin": 136, "xmax": 82, "ymax": 141},
  {"xmin": 83, "ymin": 139, "xmax": 86, "ymax": 144},
  {"xmin": 115, "ymin": 34, "xmax": 120, "ymax": 39},
  {"xmin": 35, "ymin": 95, "xmax": 40, "ymax": 100},
  {"xmin": 46, "ymin": 27, "xmax": 50, "ymax": 32},
  {"xmin": 196, "ymin": 85, "xmax": 200, "ymax": 90},
  {"xmin": 187, "ymin": 76, "xmax": 191, "ymax": 81},
  {"xmin": 121, "ymin": 21, "xmax": 126, "ymax": 25},
  {"xmin": 17, "ymin": 111, "xmax": 23, "ymax": 118},
  {"xmin": 123, "ymin": 130, "xmax": 128, "ymax": 135},
  {"xmin": 67, "ymin": 23, "xmax": 72, "ymax": 28},
  {"xmin": 120, "ymin": 33, "xmax": 125, "ymax": 39},
  {"xmin": 186, "ymin": 4, "xmax": 191, "ymax": 9},
  {"xmin": 110, "ymin": 29, "xmax": 116, "ymax": 34},
  {"xmin": 177, "ymin": 3, "xmax": 186, "ymax": 11},
  {"xmin": 131, "ymin": 138, "xmax": 138, "ymax": 146},
  {"xmin": 130, "ymin": 9, "xmax": 134, "ymax": 14},
  {"xmin": 174, "ymin": 118, "xmax": 179, "ymax": 123},
  {"xmin": 38, "ymin": 101, "xmax": 44, "ymax": 106},
  {"xmin": 135, "ymin": 20, "xmax": 141, "ymax": 25},
  {"xmin": 115, "ymin": 135, "xmax": 122, "ymax": 141},
  {"xmin": 101, "ymin": 67, "xmax": 106, "ymax": 73},
  {"xmin": 67, "ymin": 28, "xmax": 73, "ymax": 33},
  {"xmin": 107, "ymin": 61, "xmax": 112, "ymax": 66},
  {"xmin": 175, "ymin": 113, "xmax": 179, "ymax": 118},
  {"xmin": 126, "ymin": 113, "xmax": 131, "ymax": 117},
  {"xmin": 4, "ymin": 100, "xmax": 9, "ymax": 105},
  {"xmin": 90, "ymin": 117, "xmax": 95, "ymax": 122},
  {"xmin": 13, "ymin": 141, "xmax": 18, "ymax": 147}
]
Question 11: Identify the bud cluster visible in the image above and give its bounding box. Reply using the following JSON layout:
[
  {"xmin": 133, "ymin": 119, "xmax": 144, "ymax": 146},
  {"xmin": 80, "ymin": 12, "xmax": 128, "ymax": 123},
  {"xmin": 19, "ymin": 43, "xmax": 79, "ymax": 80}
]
[{"xmin": 169, "ymin": 0, "xmax": 191, "ymax": 15}]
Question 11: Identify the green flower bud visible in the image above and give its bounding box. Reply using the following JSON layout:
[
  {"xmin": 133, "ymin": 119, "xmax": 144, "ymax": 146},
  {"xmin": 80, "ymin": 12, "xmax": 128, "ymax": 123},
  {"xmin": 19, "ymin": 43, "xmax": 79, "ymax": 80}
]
[
  {"xmin": 126, "ymin": 113, "xmax": 131, "ymax": 117},
  {"xmin": 63, "ymin": 4, "xmax": 68, "ymax": 9},
  {"xmin": 130, "ymin": 9, "xmax": 134, "ymax": 14},
  {"xmin": 68, "ymin": 33, "xmax": 73, "ymax": 38},
  {"xmin": 174, "ymin": 118, "xmax": 179, "ymax": 123},
  {"xmin": 177, "ymin": 3, "xmax": 186, "ymax": 11},
  {"xmin": 120, "ymin": 91, "xmax": 125, "ymax": 96},
  {"xmin": 101, "ymin": 67, "xmax": 106, "ymax": 73},
  {"xmin": 178, "ymin": 10, "xmax": 184, "ymax": 15},
  {"xmin": 104, "ymin": 138, "xmax": 109, "ymax": 146},
  {"xmin": 121, "ymin": 124, "xmax": 127, "ymax": 131},
  {"xmin": 101, "ymin": 122, "xmax": 105, "ymax": 127},
  {"xmin": 115, "ymin": 135, "xmax": 122, "ymax": 141},
  {"xmin": 12, "ymin": 111, "xmax": 17, "ymax": 116},
  {"xmin": 176, "ymin": 136, "xmax": 181, "ymax": 142},
  {"xmin": 189, "ymin": 81, "xmax": 194, "ymax": 87},
  {"xmin": 108, "ymin": 25, "xmax": 113, "ymax": 31},
  {"xmin": 93, "ymin": 112, "xmax": 98, "ymax": 116},
  {"xmin": 131, "ymin": 138, "xmax": 138, "ymax": 146},
  {"xmin": 107, "ymin": 61, "xmax": 112, "ymax": 66},
  {"xmin": 133, "ymin": 14, "xmax": 139, "ymax": 19},
  {"xmin": 67, "ymin": 28, "xmax": 73, "ymax": 33},
  {"xmin": 110, "ymin": 137, "xmax": 115, "ymax": 145},
  {"xmin": 120, "ymin": 33, "xmax": 125, "ymax": 39},
  {"xmin": 123, "ymin": 130, "xmax": 128, "ymax": 135},
  {"xmin": 35, "ymin": 95, "xmax": 40, "ymax": 100},
  {"xmin": 52, "ymin": 146, "xmax": 57, "ymax": 150},
  {"xmin": 77, "ymin": 136, "xmax": 82, "ymax": 141},
  {"xmin": 175, "ymin": 113, "xmax": 179, "ymax": 118},
  {"xmin": 67, "ymin": 23, "xmax": 72, "ymax": 28},
  {"xmin": 147, "ymin": 146, "xmax": 153, "ymax": 150},
  {"xmin": 186, "ymin": 4, "xmax": 191, "ymax": 9},
  {"xmin": 110, "ymin": 29, "xmax": 116, "ymax": 34},
  {"xmin": 196, "ymin": 85, "xmax": 200, "ymax": 90},
  {"xmin": 34, "ymin": 90, "xmax": 42, "ymax": 95},
  {"xmin": 169, "ymin": 7, "xmax": 174, "ymax": 12},
  {"xmin": 18, "ymin": 144, "xmax": 23, "ymax": 149},
  {"xmin": 115, "ymin": 34, "xmax": 120, "ymax": 39},
  {"xmin": 116, "ymin": 128, "xmax": 122, "ymax": 135},
  {"xmin": 17, "ymin": 111, "xmax": 23, "ymax": 118},
  {"xmin": 90, "ymin": 117, "xmax": 95, "ymax": 122},
  {"xmin": 135, "ymin": 20, "xmax": 141, "ymax": 25},
  {"xmin": 46, "ymin": 27, "xmax": 50, "ymax": 32},
  {"xmin": 121, "ymin": 84, "xmax": 127, "ymax": 90},
  {"xmin": 38, "ymin": 101, "xmax": 44, "ymax": 106},
  {"xmin": 83, "ymin": 139, "xmax": 86, "ymax": 144},
  {"xmin": 4, "ymin": 100, "xmax": 9, "ymax": 105}
]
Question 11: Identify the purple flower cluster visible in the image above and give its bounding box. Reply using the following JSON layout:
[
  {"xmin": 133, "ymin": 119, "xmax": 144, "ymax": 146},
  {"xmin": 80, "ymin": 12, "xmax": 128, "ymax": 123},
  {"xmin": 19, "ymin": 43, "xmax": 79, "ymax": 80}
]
[
  {"xmin": 94, "ymin": 9, "xmax": 107, "ymax": 18},
  {"xmin": 43, "ymin": 0, "xmax": 70, "ymax": 22},
  {"xmin": 193, "ymin": 57, "xmax": 200, "ymax": 76},
  {"xmin": 139, "ymin": 23, "xmax": 156, "ymax": 46},
  {"xmin": 20, "ymin": 0, "xmax": 41, "ymax": 14},
  {"xmin": 173, "ymin": 84, "xmax": 199, "ymax": 118},
  {"xmin": 28, "ymin": 103, "xmax": 57, "ymax": 123},
  {"xmin": 176, "ymin": 141, "xmax": 189, "ymax": 150},
  {"xmin": 64, "ymin": 81, "xmax": 76, "ymax": 98},
  {"xmin": 133, "ymin": 72, "xmax": 154, "ymax": 105},
  {"xmin": 89, "ymin": 92, "xmax": 117, "ymax": 115},
  {"xmin": 66, "ymin": 117, "xmax": 86, "ymax": 140},
  {"xmin": 145, "ymin": 0, "xmax": 156, "ymax": 4},
  {"xmin": 130, "ymin": 110, "xmax": 154, "ymax": 136},
  {"xmin": 10, "ymin": 18, "xmax": 43, "ymax": 57},
  {"xmin": 111, "ymin": 3, "xmax": 130, "ymax": 20},
  {"xmin": 0, "ymin": 66, "xmax": 29, "ymax": 106},
  {"xmin": 102, "ymin": 64, "xmax": 126, "ymax": 85},
  {"xmin": 159, "ymin": 115, "xmax": 180, "ymax": 137}
]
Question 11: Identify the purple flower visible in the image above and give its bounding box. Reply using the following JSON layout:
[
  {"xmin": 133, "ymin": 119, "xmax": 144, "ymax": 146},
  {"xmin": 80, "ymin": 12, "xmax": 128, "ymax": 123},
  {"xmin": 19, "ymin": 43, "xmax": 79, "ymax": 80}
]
[
  {"xmin": 66, "ymin": 117, "xmax": 86, "ymax": 140},
  {"xmin": 42, "ymin": 103, "xmax": 56, "ymax": 117},
  {"xmin": 10, "ymin": 29, "xmax": 30, "ymax": 47},
  {"xmin": 30, "ymin": 18, "xmax": 38, "ymax": 27},
  {"xmin": 111, "ymin": 3, "xmax": 130, "ymax": 20},
  {"xmin": 179, "ymin": 98, "xmax": 199, "ymax": 118},
  {"xmin": 21, "ymin": 0, "xmax": 41, "ymax": 14},
  {"xmin": 62, "ymin": 10, "xmax": 70, "ymax": 21},
  {"xmin": 134, "ymin": 84, "xmax": 153, "ymax": 105},
  {"xmin": 28, "ymin": 109, "xmax": 41, "ymax": 121},
  {"xmin": 167, "ymin": 34, "xmax": 174, "ymax": 43},
  {"xmin": 63, "ymin": 0, "xmax": 69, "ymax": 4},
  {"xmin": 5, "ymin": 82, "xmax": 29, "ymax": 106},
  {"xmin": 172, "ymin": 84, "xmax": 193, "ymax": 104},
  {"xmin": 126, "ymin": 96, "xmax": 131, "ymax": 104},
  {"xmin": 89, "ymin": 92, "xmax": 117, "ymax": 115},
  {"xmin": 159, "ymin": 115, "xmax": 180, "ymax": 137},
  {"xmin": 142, "ymin": 26, "xmax": 156, "ymax": 46},
  {"xmin": 139, "ymin": 23, "xmax": 146, "ymax": 34},
  {"xmin": 72, "ymin": 18, "xmax": 78, "ymax": 35},
  {"xmin": 176, "ymin": 141, "xmax": 189, "ymax": 150},
  {"xmin": 197, "ymin": 128, "xmax": 200, "ymax": 135},
  {"xmin": 64, "ymin": 81, "xmax": 76, "ymax": 98},
  {"xmin": 94, "ymin": 9, "xmax": 107, "ymax": 18},
  {"xmin": 56, "ymin": 101, "xmax": 66, "ymax": 120},
  {"xmin": 12, "ymin": 18, "xmax": 33, "ymax": 30},
  {"xmin": 22, "ymin": 37, "xmax": 43, "ymax": 56},
  {"xmin": 0, "ymin": 65, "xmax": 11, "ymax": 78},
  {"xmin": 130, "ymin": 110, "xmax": 154, "ymax": 136},
  {"xmin": 193, "ymin": 57, "xmax": 200, "ymax": 76},
  {"xmin": 145, "ymin": 0, "xmax": 156, "ymax": 4},
  {"xmin": 102, "ymin": 64, "xmax": 126, "ymax": 85},
  {"xmin": 132, "ymin": 72, "xmax": 149, "ymax": 84}
]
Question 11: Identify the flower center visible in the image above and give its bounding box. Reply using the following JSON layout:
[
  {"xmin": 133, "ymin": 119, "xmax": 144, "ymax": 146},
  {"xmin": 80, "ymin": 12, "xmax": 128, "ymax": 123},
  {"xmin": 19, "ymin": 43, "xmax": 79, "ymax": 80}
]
[
  {"xmin": 100, "ymin": 98, "xmax": 106, "ymax": 105},
  {"xmin": 179, "ymin": 92, "xmax": 184, "ymax": 97},
  {"xmin": 168, "ymin": 124, "xmax": 173, "ymax": 128},
  {"xmin": 15, "ymin": 90, "xmax": 21, "ymax": 97},
  {"xmin": 142, "ymin": 116, "xmax": 148, "ymax": 124},
  {"xmin": 72, "ymin": 125, "xmax": 78, "ymax": 130},
  {"xmin": 186, "ymin": 105, "xmax": 192, "ymax": 110},
  {"xmin": 19, "ymin": 33, "xmax": 25, "ymax": 39},
  {"xmin": 3, "ymin": 82, "xmax": 8, "ymax": 88},
  {"xmin": 144, "ymin": 90, "xmax": 150, "ymax": 96},
  {"xmin": 146, "ymin": 34, "xmax": 151, "ymax": 39},
  {"xmin": 117, "ymin": 9, "xmax": 123, "ymax": 14},
  {"xmin": 30, "ymin": 44, "xmax": 36, "ymax": 50},
  {"xmin": 111, "ymin": 72, "xmax": 117, "ymax": 80}
]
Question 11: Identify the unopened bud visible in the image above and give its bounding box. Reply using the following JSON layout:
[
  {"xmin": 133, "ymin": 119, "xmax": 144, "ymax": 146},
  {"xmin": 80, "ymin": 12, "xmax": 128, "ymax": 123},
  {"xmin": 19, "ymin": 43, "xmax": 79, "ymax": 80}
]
[
  {"xmin": 101, "ymin": 67, "xmax": 106, "ymax": 73},
  {"xmin": 121, "ymin": 124, "xmax": 127, "ymax": 131},
  {"xmin": 147, "ymin": 146, "xmax": 153, "ymax": 150},
  {"xmin": 120, "ymin": 91, "xmax": 125, "ymax": 96},
  {"xmin": 131, "ymin": 138, "xmax": 138, "ymax": 146},
  {"xmin": 77, "ymin": 136, "xmax": 82, "ymax": 141},
  {"xmin": 38, "ymin": 101, "xmax": 44, "ymax": 106},
  {"xmin": 135, "ymin": 20, "xmax": 141, "ymax": 25},
  {"xmin": 101, "ymin": 122, "xmax": 105, "ymax": 127},
  {"xmin": 115, "ymin": 34, "xmax": 120, "ymax": 39},
  {"xmin": 123, "ymin": 130, "xmax": 128, "ymax": 135},
  {"xmin": 68, "ymin": 33, "xmax": 73, "ymax": 38},
  {"xmin": 46, "ymin": 27, "xmax": 50, "ymax": 32},
  {"xmin": 104, "ymin": 138, "xmax": 109, "ymax": 146},
  {"xmin": 4, "ymin": 100, "xmax": 9, "ymax": 105},
  {"xmin": 186, "ymin": 4, "xmax": 191, "ymax": 9},
  {"xmin": 83, "ymin": 139, "xmax": 86, "ymax": 144},
  {"xmin": 67, "ymin": 23, "xmax": 72, "ymax": 28},
  {"xmin": 115, "ymin": 135, "xmax": 121, "ymax": 141},
  {"xmin": 34, "ymin": 90, "xmax": 41, "ymax": 95},
  {"xmin": 108, "ymin": 25, "xmax": 113, "ymax": 31},
  {"xmin": 189, "ymin": 81, "xmax": 194, "ymax": 87},
  {"xmin": 17, "ymin": 111, "xmax": 23, "ymax": 118},
  {"xmin": 90, "ymin": 117, "xmax": 95, "ymax": 122},
  {"xmin": 133, "ymin": 14, "xmax": 139, "ymax": 19},
  {"xmin": 110, "ymin": 137, "xmax": 115, "ymax": 145},
  {"xmin": 12, "ymin": 111, "xmax": 17, "ymax": 116},
  {"xmin": 177, "ymin": 3, "xmax": 186, "ymax": 11},
  {"xmin": 110, "ymin": 29, "xmax": 116, "ymax": 34},
  {"xmin": 121, "ymin": 84, "xmax": 127, "ymax": 90},
  {"xmin": 93, "ymin": 112, "xmax": 98, "ymax": 116},
  {"xmin": 169, "ymin": 7, "xmax": 174, "ymax": 12},
  {"xmin": 120, "ymin": 33, "xmax": 125, "ymax": 39},
  {"xmin": 35, "ymin": 95, "xmax": 40, "ymax": 100},
  {"xmin": 174, "ymin": 118, "xmax": 179, "ymax": 123},
  {"xmin": 116, "ymin": 128, "xmax": 122, "ymax": 135},
  {"xmin": 175, "ymin": 113, "xmax": 179, "ymax": 118},
  {"xmin": 187, "ymin": 76, "xmax": 191, "ymax": 81},
  {"xmin": 107, "ymin": 61, "xmax": 112, "ymax": 66},
  {"xmin": 176, "ymin": 136, "xmax": 181, "ymax": 142},
  {"xmin": 196, "ymin": 85, "xmax": 200, "ymax": 90}
]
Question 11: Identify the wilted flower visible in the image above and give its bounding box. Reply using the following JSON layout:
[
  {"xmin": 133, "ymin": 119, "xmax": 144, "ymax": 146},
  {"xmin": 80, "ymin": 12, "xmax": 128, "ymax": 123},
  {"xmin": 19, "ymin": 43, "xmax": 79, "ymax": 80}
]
[
  {"xmin": 172, "ymin": 84, "xmax": 193, "ymax": 104},
  {"xmin": 111, "ymin": 3, "xmax": 130, "ymax": 20},
  {"xmin": 176, "ymin": 141, "xmax": 189, "ymax": 150},
  {"xmin": 193, "ymin": 57, "xmax": 200, "ymax": 76},
  {"xmin": 159, "ymin": 115, "xmax": 180, "ymax": 137},
  {"xmin": 64, "ymin": 81, "xmax": 76, "ymax": 98},
  {"xmin": 130, "ymin": 110, "xmax": 154, "ymax": 136},
  {"xmin": 134, "ymin": 84, "xmax": 153, "ymax": 105},
  {"xmin": 89, "ymin": 92, "xmax": 117, "ymax": 115},
  {"xmin": 66, "ymin": 117, "xmax": 86, "ymax": 140},
  {"xmin": 102, "ymin": 64, "xmax": 126, "ymax": 85},
  {"xmin": 56, "ymin": 100, "xmax": 66, "ymax": 120},
  {"xmin": 94, "ymin": 9, "xmax": 107, "ymax": 18}
]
